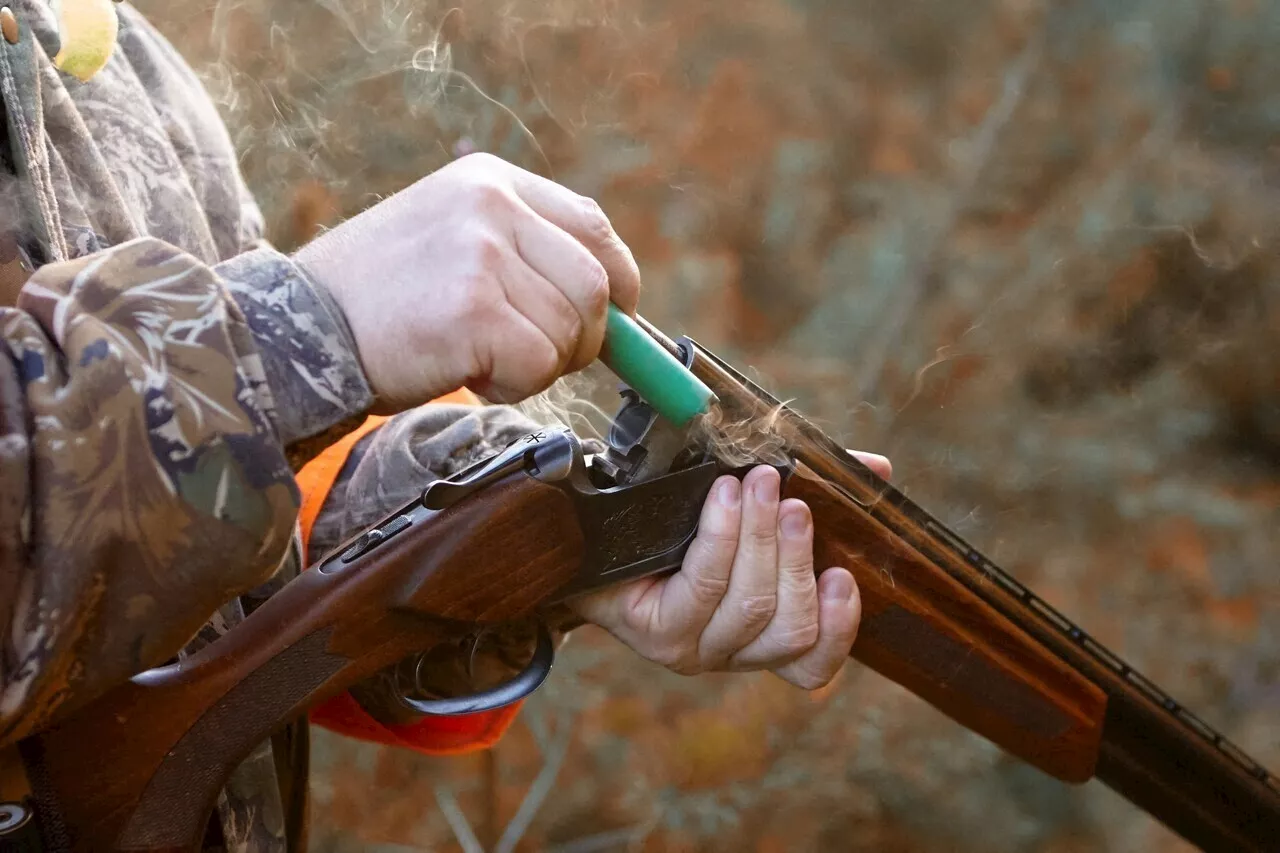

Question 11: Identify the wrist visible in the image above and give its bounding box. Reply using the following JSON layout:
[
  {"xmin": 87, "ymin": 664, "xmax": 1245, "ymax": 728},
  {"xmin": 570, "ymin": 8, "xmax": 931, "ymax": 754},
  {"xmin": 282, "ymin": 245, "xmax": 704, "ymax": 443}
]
[{"xmin": 291, "ymin": 236, "xmax": 347, "ymax": 317}]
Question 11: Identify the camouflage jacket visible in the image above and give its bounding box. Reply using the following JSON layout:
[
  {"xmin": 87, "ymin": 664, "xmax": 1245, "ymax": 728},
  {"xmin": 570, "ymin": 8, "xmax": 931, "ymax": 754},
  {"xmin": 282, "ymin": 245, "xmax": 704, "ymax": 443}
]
[{"xmin": 0, "ymin": 2, "xmax": 552, "ymax": 850}]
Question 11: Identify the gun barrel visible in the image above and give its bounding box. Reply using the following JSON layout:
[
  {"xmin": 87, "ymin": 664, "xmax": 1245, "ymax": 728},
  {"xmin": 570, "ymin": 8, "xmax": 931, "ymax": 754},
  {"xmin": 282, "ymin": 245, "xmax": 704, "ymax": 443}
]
[{"xmin": 654, "ymin": 325, "xmax": 1280, "ymax": 851}]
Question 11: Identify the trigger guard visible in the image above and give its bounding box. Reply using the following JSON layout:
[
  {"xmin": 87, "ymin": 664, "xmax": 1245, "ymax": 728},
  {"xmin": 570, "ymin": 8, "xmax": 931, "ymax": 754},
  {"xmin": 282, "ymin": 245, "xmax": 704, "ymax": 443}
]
[{"xmin": 397, "ymin": 622, "xmax": 555, "ymax": 716}]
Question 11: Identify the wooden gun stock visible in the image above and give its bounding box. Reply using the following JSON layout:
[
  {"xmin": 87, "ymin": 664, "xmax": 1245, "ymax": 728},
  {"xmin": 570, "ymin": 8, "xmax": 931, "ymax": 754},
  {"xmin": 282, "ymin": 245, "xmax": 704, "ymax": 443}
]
[{"xmin": 18, "ymin": 471, "xmax": 585, "ymax": 853}]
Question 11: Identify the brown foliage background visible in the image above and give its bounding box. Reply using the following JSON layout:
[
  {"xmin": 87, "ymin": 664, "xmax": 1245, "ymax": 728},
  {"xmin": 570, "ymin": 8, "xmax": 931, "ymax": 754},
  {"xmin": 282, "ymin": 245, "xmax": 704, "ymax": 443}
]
[{"xmin": 135, "ymin": 0, "xmax": 1279, "ymax": 850}]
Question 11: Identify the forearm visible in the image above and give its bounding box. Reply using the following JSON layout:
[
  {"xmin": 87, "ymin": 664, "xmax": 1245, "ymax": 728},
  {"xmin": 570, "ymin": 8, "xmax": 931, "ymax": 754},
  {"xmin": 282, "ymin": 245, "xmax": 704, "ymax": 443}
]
[{"xmin": 0, "ymin": 237, "xmax": 312, "ymax": 745}]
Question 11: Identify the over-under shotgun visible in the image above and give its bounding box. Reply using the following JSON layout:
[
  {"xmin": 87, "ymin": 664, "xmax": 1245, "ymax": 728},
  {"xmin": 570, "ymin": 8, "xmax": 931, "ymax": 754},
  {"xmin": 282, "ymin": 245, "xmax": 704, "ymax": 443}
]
[{"xmin": 11, "ymin": 313, "xmax": 1279, "ymax": 852}]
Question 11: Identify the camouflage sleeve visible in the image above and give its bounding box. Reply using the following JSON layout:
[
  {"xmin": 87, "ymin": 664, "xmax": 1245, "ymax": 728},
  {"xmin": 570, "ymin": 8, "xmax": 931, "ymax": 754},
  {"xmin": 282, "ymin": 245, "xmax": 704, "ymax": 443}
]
[
  {"xmin": 0, "ymin": 236, "xmax": 372, "ymax": 745},
  {"xmin": 214, "ymin": 243, "xmax": 375, "ymax": 454},
  {"xmin": 306, "ymin": 403, "xmax": 588, "ymax": 726}
]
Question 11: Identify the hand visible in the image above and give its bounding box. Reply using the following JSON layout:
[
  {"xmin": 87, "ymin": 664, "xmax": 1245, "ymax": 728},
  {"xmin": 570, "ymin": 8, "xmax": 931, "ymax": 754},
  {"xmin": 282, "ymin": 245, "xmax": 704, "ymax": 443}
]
[
  {"xmin": 568, "ymin": 451, "xmax": 893, "ymax": 690},
  {"xmin": 295, "ymin": 152, "xmax": 641, "ymax": 411}
]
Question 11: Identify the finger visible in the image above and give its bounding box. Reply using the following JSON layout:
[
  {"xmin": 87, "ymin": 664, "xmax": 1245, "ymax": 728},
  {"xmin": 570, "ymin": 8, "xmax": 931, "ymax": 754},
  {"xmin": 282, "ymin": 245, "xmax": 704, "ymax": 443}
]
[
  {"xmin": 471, "ymin": 306, "xmax": 562, "ymax": 404},
  {"xmin": 771, "ymin": 568, "xmax": 860, "ymax": 690},
  {"xmin": 568, "ymin": 474, "xmax": 742, "ymax": 673},
  {"xmin": 511, "ymin": 210, "xmax": 609, "ymax": 372},
  {"xmin": 506, "ymin": 167, "xmax": 642, "ymax": 315},
  {"xmin": 498, "ymin": 245, "xmax": 584, "ymax": 371},
  {"xmin": 726, "ymin": 499, "xmax": 819, "ymax": 670},
  {"xmin": 696, "ymin": 465, "xmax": 782, "ymax": 668},
  {"xmin": 849, "ymin": 450, "xmax": 892, "ymax": 480},
  {"xmin": 647, "ymin": 475, "xmax": 742, "ymax": 661}
]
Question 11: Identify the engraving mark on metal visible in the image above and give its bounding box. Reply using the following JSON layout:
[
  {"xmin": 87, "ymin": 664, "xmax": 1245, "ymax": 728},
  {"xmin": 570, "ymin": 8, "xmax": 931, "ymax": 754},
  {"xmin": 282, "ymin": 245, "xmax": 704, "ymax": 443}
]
[{"xmin": 598, "ymin": 493, "xmax": 702, "ymax": 570}]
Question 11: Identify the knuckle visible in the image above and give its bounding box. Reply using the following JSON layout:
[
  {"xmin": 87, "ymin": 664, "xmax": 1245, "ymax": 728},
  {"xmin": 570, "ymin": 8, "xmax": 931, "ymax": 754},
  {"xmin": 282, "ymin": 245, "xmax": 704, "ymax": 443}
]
[
  {"xmin": 580, "ymin": 257, "xmax": 610, "ymax": 313},
  {"xmin": 669, "ymin": 658, "xmax": 704, "ymax": 677},
  {"xmin": 457, "ymin": 279, "xmax": 499, "ymax": 326},
  {"xmin": 778, "ymin": 558, "xmax": 818, "ymax": 590},
  {"xmin": 472, "ymin": 231, "xmax": 507, "ymax": 267},
  {"xmin": 482, "ymin": 183, "xmax": 517, "ymax": 214},
  {"xmin": 693, "ymin": 528, "xmax": 738, "ymax": 562},
  {"xmin": 651, "ymin": 643, "xmax": 698, "ymax": 675},
  {"xmin": 791, "ymin": 664, "xmax": 834, "ymax": 692},
  {"xmin": 559, "ymin": 307, "xmax": 585, "ymax": 353},
  {"xmin": 579, "ymin": 195, "xmax": 614, "ymax": 242},
  {"xmin": 563, "ymin": 289, "xmax": 585, "ymax": 328},
  {"xmin": 456, "ymin": 150, "xmax": 502, "ymax": 174},
  {"xmin": 686, "ymin": 568, "xmax": 731, "ymax": 605},
  {"xmin": 531, "ymin": 339, "xmax": 562, "ymax": 380},
  {"xmin": 647, "ymin": 643, "xmax": 680, "ymax": 669},
  {"xmin": 617, "ymin": 603, "xmax": 653, "ymax": 637},
  {"xmin": 464, "ymin": 175, "xmax": 515, "ymax": 214},
  {"xmin": 680, "ymin": 535, "xmax": 732, "ymax": 568},
  {"xmin": 739, "ymin": 592, "xmax": 778, "ymax": 624},
  {"xmin": 747, "ymin": 524, "xmax": 778, "ymax": 548},
  {"xmin": 773, "ymin": 618, "xmax": 821, "ymax": 658}
]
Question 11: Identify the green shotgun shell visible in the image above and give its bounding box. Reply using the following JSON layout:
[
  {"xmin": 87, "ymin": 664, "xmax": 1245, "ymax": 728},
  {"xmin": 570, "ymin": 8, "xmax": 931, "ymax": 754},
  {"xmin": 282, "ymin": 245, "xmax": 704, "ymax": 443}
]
[{"xmin": 599, "ymin": 305, "xmax": 716, "ymax": 427}]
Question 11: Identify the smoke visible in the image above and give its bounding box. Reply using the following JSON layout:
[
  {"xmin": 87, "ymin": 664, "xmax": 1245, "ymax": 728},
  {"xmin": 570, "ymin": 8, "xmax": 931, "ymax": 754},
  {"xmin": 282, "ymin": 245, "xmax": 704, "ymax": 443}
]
[
  {"xmin": 513, "ymin": 364, "xmax": 617, "ymax": 444},
  {"xmin": 137, "ymin": 0, "xmax": 818, "ymax": 472},
  {"xmin": 511, "ymin": 362, "xmax": 797, "ymax": 476},
  {"xmin": 135, "ymin": 0, "xmax": 656, "ymax": 247},
  {"xmin": 688, "ymin": 400, "xmax": 792, "ymax": 469}
]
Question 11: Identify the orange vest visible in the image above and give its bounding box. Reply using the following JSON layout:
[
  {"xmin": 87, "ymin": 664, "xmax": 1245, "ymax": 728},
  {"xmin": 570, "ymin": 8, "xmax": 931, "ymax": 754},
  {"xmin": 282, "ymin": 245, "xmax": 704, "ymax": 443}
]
[{"xmin": 294, "ymin": 389, "xmax": 523, "ymax": 755}]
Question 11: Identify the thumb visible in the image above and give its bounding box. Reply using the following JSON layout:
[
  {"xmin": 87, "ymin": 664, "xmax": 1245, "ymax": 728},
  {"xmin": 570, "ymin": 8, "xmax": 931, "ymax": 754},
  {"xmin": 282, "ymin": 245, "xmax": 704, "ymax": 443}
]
[
  {"xmin": 561, "ymin": 575, "xmax": 663, "ymax": 649},
  {"xmin": 849, "ymin": 450, "xmax": 892, "ymax": 480}
]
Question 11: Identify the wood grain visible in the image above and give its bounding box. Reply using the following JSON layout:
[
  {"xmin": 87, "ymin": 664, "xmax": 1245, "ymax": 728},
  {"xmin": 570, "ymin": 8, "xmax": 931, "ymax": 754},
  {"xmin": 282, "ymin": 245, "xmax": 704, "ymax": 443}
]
[
  {"xmin": 786, "ymin": 465, "xmax": 1106, "ymax": 783},
  {"xmin": 20, "ymin": 475, "xmax": 584, "ymax": 853}
]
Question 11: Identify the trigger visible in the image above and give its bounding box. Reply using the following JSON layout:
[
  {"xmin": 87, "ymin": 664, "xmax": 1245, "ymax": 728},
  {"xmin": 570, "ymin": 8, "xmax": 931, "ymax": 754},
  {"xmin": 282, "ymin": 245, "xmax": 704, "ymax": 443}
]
[{"xmin": 398, "ymin": 623, "xmax": 555, "ymax": 716}]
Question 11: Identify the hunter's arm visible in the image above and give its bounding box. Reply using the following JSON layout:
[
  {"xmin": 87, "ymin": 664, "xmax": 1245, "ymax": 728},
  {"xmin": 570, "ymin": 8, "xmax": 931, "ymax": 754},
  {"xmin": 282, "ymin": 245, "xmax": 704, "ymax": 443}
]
[{"xmin": 0, "ymin": 236, "xmax": 374, "ymax": 747}]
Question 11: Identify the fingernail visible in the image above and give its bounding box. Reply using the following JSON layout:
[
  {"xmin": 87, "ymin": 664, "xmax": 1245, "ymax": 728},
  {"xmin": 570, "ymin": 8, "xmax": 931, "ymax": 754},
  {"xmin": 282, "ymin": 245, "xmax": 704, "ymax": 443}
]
[
  {"xmin": 781, "ymin": 508, "xmax": 809, "ymax": 539},
  {"xmin": 717, "ymin": 477, "xmax": 740, "ymax": 507},
  {"xmin": 753, "ymin": 468, "xmax": 779, "ymax": 502},
  {"xmin": 823, "ymin": 571, "xmax": 854, "ymax": 604}
]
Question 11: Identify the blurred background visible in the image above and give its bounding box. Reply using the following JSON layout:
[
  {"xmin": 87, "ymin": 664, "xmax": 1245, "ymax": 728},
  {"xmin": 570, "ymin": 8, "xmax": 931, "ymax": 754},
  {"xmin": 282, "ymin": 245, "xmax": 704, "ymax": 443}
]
[{"xmin": 134, "ymin": 0, "xmax": 1278, "ymax": 850}]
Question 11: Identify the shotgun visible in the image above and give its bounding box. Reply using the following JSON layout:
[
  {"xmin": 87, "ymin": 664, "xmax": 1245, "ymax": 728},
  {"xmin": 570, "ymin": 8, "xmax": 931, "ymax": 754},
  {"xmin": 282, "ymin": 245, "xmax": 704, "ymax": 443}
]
[{"xmin": 11, "ymin": 309, "xmax": 1280, "ymax": 852}]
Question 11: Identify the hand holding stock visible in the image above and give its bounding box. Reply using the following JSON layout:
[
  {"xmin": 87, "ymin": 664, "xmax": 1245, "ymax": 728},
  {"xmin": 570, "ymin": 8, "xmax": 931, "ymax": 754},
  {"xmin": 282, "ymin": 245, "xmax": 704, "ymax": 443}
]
[{"xmin": 568, "ymin": 457, "xmax": 884, "ymax": 692}]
